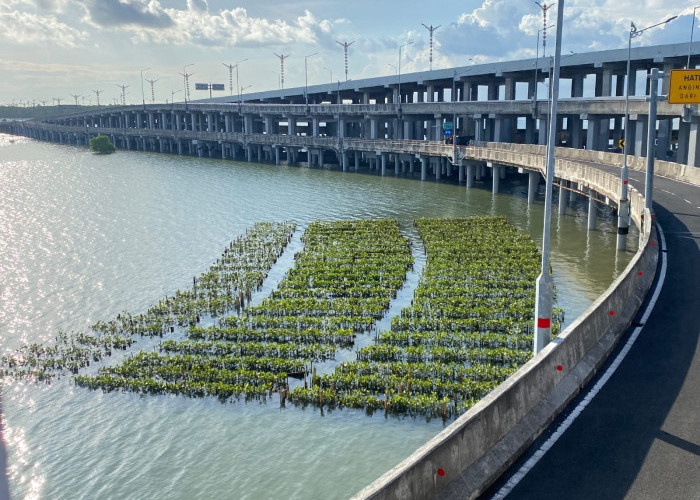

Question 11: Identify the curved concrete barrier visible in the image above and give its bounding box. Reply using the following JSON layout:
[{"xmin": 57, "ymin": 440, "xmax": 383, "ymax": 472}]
[{"xmin": 351, "ymin": 167, "xmax": 658, "ymax": 500}]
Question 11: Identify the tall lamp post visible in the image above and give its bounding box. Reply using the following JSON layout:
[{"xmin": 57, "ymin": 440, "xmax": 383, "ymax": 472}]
[
  {"xmin": 533, "ymin": 24, "xmax": 555, "ymax": 117},
  {"xmin": 140, "ymin": 67, "xmax": 150, "ymax": 108},
  {"xmin": 619, "ymin": 15, "xmax": 678, "ymax": 250},
  {"xmin": 397, "ymin": 40, "xmax": 414, "ymax": 117},
  {"xmin": 305, "ymin": 52, "xmax": 318, "ymax": 111},
  {"xmin": 534, "ymin": 0, "xmax": 564, "ymax": 355},
  {"xmin": 180, "ymin": 63, "xmax": 194, "ymax": 108},
  {"xmin": 688, "ymin": 6, "xmax": 700, "ymax": 69}
]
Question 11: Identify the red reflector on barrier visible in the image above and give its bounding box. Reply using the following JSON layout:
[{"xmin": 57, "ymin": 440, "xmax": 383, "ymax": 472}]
[{"xmin": 537, "ymin": 317, "xmax": 551, "ymax": 328}]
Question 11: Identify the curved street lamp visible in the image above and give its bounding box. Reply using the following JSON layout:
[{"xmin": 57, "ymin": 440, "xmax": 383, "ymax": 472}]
[
  {"xmin": 619, "ymin": 15, "xmax": 678, "ymax": 250},
  {"xmin": 397, "ymin": 40, "xmax": 413, "ymax": 117}
]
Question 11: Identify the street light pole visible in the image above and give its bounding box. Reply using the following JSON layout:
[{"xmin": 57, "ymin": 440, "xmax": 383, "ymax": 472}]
[
  {"xmin": 619, "ymin": 15, "xmax": 678, "ymax": 250},
  {"xmin": 305, "ymin": 52, "xmax": 318, "ymax": 111},
  {"xmin": 140, "ymin": 67, "xmax": 150, "ymax": 108},
  {"xmin": 534, "ymin": 0, "xmax": 564, "ymax": 355},
  {"xmin": 397, "ymin": 40, "xmax": 413, "ymax": 117},
  {"xmin": 688, "ymin": 6, "xmax": 700, "ymax": 69}
]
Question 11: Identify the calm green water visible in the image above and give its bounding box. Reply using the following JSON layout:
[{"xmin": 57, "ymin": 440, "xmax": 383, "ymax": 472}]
[{"xmin": 0, "ymin": 134, "xmax": 636, "ymax": 500}]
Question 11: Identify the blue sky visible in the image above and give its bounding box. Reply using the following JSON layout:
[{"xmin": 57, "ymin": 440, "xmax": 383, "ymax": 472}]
[{"xmin": 0, "ymin": 0, "xmax": 696, "ymax": 106}]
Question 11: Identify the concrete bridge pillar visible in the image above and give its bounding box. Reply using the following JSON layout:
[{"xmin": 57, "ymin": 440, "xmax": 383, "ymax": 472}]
[
  {"xmin": 558, "ymin": 181, "xmax": 567, "ymax": 214},
  {"xmin": 684, "ymin": 120, "xmax": 700, "ymax": 167},
  {"xmin": 458, "ymin": 163, "xmax": 464, "ymax": 184},
  {"xmin": 342, "ymin": 151, "xmax": 348, "ymax": 172},
  {"xmin": 403, "ymin": 120, "xmax": 412, "ymax": 140},
  {"xmin": 588, "ymin": 189, "xmax": 597, "ymax": 230},
  {"xmin": 354, "ymin": 151, "xmax": 360, "ymax": 171},
  {"xmin": 426, "ymin": 84, "xmax": 435, "ymax": 103},
  {"xmin": 538, "ymin": 117, "xmax": 548, "ymax": 145},
  {"xmin": 491, "ymin": 163, "xmax": 499, "ymax": 194},
  {"xmin": 381, "ymin": 153, "xmax": 387, "ymax": 176},
  {"xmin": 528, "ymin": 171, "xmax": 539, "ymax": 204},
  {"xmin": 525, "ymin": 117, "xmax": 536, "ymax": 144},
  {"xmin": 274, "ymin": 146, "xmax": 280, "ymax": 165},
  {"xmin": 246, "ymin": 145, "xmax": 253, "ymax": 162},
  {"xmin": 569, "ymin": 115, "xmax": 584, "ymax": 149},
  {"xmin": 435, "ymin": 158, "xmax": 441, "ymax": 181},
  {"xmin": 633, "ymin": 117, "xmax": 648, "ymax": 157},
  {"xmin": 572, "ymin": 75, "xmax": 584, "ymax": 98},
  {"xmin": 466, "ymin": 162, "xmax": 475, "ymax": 188},
  {"xmin": 287, "ymin": 117, "xmax": 296, "ymax": 136},
  {"xmin": 420, "ymin": 157, "xmax": 428, "ymax": 181},
  {"xmin": 312, "ymin": 118, "xmax": 319, "ymax": 137},
  {"xmin": 394, "ymin": 155, "xmax": 400, "ymax": 175},
  {"xmin": 370, "ymin": 118, "xmax": 378, "ymax": 139}
]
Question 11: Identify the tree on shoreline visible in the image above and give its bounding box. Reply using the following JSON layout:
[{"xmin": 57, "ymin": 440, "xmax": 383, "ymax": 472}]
[{"xmin": 89, "ymin": 134, "xmax": 116, "ymax": 154}]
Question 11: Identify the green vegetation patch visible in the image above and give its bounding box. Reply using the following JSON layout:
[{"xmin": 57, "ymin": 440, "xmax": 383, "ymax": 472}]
[
  {"xmin": 1, "ymin": 222, "xmax": 296, "ymax": 382},
  {"xmin": 75, "ymin": 219, "xmax": 414, "ymax": 404},
  {"xmin": 290, "ymin": 217, "xmax": 563, "ymax": 420}
]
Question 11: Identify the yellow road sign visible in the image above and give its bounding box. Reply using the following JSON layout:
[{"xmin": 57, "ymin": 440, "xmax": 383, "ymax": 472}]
[
  {"xmin": 668, "ymin": 69, "xmax": 700, "ymax": 104},
  {"xmin": 618, "ymin": 139, "xmax": 625, "ymax": 149}
]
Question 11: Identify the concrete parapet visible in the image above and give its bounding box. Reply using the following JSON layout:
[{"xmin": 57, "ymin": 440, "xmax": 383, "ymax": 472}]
[{"xmin": 351, "ymin": 169, "xmax": 657, "ymax": 500}]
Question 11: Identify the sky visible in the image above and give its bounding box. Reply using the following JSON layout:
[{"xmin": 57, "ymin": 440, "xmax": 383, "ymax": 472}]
[{"xmin": 0, "ymin": 0, "xmax": 697, "ymax": 106}]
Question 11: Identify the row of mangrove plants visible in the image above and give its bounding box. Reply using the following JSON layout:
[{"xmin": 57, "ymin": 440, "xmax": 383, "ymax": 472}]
[
  {"xmin": 288, "ymin": 217, "xmax": 564, "ymax": 420},
  {"xmin": 74, "ymin": 219, "xmax": 415, "ymax": 406},
  {"xmin": 1, "ymin": 221, "xmax": 296, "ymax": 381}
]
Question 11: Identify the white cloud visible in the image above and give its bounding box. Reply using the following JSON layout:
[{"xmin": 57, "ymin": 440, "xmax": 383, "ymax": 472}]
[{"xmin": 0, "ymin": 9, "xmax": 88, "ymax": 47}]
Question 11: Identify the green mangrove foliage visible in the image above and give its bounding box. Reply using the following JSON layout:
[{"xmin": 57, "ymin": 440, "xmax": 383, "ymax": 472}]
[
  {"xmin": 1, "ymin": 221, "xmax": 296, "ymax": 382},
  {"xmin": 288, "ymin": 217, "xmax": 564, "ymax": 420},
  {"xmin": 75, "ymin": 219, "xmax": 414, "ymax": 404}
]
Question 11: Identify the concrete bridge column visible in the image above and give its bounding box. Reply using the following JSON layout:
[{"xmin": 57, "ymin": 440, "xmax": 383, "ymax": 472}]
[
  {"xmin": 244, "ymin": 115, "xmax": 253, "ymax": 134},
  {"xmin": 342, "ymin": 151, "xmax": 348, "ymax": 172},
  {"xmin": 528, "ymin": 171, "xmax": 539, "ymax": 204},
  {"xmin": 538, "ymin": 117, "xmax": 548, "ymax": 145},
  {"xmin": 312, "ymin": 118, "xmax": 319, "ymax": 137},
  {"xmin": 525, "ymin": 117, "xmax": 536, "ymax": 144},
  {"xmin": 684, "ymin": 120, "xmax": 700, "ymax": 167},
  {"xmin": 189, "ymin": 112, "xmax": 196, "ymax": 132},
  {"xmin": 490, "ymin": 163, "xmax": 499, "ymax": 194},
  {"xmin": 473, "ymin": 116, "xmax": 484, "ymax": 142},
  {"xmin": 458, "ymin": 163, "xmax": 464, "ymax": 183},
  {"xmin": 572, "ymin": 75, "xmax": 584, "ymax": 98},
  {"xmin": 586, "ymin": 117, "xmax": 599, "ymax": 150},
  {"xmin": 354, "ymin": 151, "xmax": 360, "ymax": 171},
  {"xmin": 485, "ymin": 114, "xmax": 495, "ymax": 142},
  {"xmin": 177, "ymin": 140, "xmax": 182, "ymax": 155},
  {"xmin": 435, "ymin": 158, "xmax": 441, "ymax": 181},
  {"xmin": 466, "ymin": 162, "xmax": 475, "ymax": 188},
  {"xmin": 426, "ymin": 84, "xmax": 435, "ymax": 103},
  {"xmin": 370, "ymin": 118, "xmax": 378, "ymax": 139},
  {"xmin": 434, "ymin": 118, "xmax": 442, "ymax": 141},
  {"xmin": 588, "ymin": 189, "xmax": 597, "ymax": 230},
  {"xmin": 274, "ymin": 146, "xmax": 280, "ymax": 165},
  {"xmin": 287, "ymin": 117, "xmax": 296, "ymax": 136},
  {"xmin": 558, "ymin": 181, "xmax": 567, "ymax": 214},
  {"xmin": 403, "ymin": 120, "xmax": 412, "ymax": 140},
  {"xmin": 420, "ymin": 157, "xmax": 428, "ymax": 181},
  {"xmin": 569, "ymin": 115, "xmax": 584, "ymax": 149},
  {"xmin": 257, "ymin": 145, "xmax": 263, "ymax": 162},
  {"xmin": 633, "ymin": 117, "xmax": 648, "ymax": 157},
  {"xmin": 246, "ymin": 145, "xmax": 253, "ymax": 162}
]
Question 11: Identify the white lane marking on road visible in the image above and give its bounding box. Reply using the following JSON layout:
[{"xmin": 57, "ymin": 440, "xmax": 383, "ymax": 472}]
[
  {"xmin": 660, "ymin": 189, "xmax": 675, "ymax": 195},
  {"xmin": 683, "ymin": 199, "xmax": 692, "ymax": 204},
  {"xmin": 491, "ymin": 225, "xmax": 668, "ymax": 500}
]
